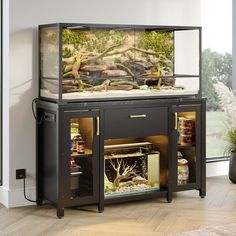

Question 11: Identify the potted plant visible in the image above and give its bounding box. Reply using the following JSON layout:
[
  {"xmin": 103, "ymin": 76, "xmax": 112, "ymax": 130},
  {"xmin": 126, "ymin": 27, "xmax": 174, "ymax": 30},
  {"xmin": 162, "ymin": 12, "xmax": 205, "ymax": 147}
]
[
  {"xmin": 214, "ymin": 82, "xmax": 236, "ymax": 183},
  {"xmin": 225, "ymin": 129, "xmax": 236, "ymax": 183}
]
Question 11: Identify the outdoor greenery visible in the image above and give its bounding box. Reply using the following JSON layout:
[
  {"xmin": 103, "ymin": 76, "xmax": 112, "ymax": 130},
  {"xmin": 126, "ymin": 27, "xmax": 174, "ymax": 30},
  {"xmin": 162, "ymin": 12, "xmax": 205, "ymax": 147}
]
[
  {"xmin": 206, "ymin": 111, "xmax": 227, "ymax": 157},
  {"xmin": 202, "ymin": 48, "xmax": 232, "ymax": 111}
]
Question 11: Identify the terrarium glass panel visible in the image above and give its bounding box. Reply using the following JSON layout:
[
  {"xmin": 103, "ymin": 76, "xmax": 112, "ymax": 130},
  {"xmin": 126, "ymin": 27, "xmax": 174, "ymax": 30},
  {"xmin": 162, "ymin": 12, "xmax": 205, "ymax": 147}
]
[
  {"xmin": 177, "ymin": 112, "xmax": 197, "ymax": 185},
  {"xmin": 175, "ymin": 77, "xmax": 200, "ymax": 95},
  {"xmin": 69, "ymin": 117, "xmax": 94, "ymax": 199},
  {"xmin": 61, "ymin": 27, "xmax": 179, "ymax": 99},
  {"xmin": 40, "ymin": 26, "xmax": 59, "ymax": 98},
  {"xmin": 174, "ymin": 30, "xmax": 200, "ymax": 76},
  {"xmin": 104, "ymin": 142, "xmax": 160, "ymax": 197}
]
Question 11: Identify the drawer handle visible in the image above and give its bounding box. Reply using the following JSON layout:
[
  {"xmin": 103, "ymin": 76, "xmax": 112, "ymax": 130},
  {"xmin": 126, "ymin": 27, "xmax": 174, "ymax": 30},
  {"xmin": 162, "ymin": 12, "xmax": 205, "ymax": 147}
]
[{"xmin": 129, "ymin": 114, "xmax": 146, "ymax": 119}]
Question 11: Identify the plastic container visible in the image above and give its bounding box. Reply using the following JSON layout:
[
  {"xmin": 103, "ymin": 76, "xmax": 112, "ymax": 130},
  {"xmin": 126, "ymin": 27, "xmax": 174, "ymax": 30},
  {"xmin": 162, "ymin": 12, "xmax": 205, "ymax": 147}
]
[
  {"xmin": 77, "ymin": 137, "xmax": 85, "ymax": 154},
  {"xmin": 180, "ymin": 126, "xmax": 192, "ymax": 135},
  {"xmin": 179, "ymin": 117, "xmax": 193, "ymax": 128},
  {"xmin": 180, "ymin": 134, "xmax": 192, "ymax": 146},
  {"xmin": 71, "ymin": 123, "xmax": 80, "ymax": 139},
  {"xmin": 70, "ymin": 158, "xmax": 82, "ymax": 198},
  {"xmin": 178, "ymin": 158, "xmax": 189, "ymax": 185}
]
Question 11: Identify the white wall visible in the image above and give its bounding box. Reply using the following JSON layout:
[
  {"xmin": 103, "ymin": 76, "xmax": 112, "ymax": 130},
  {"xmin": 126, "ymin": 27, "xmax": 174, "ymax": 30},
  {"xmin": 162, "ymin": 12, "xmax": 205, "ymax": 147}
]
[
  {"xmin": 0, "ymin": 0, "xmax": 10, "ymax": 207},
  {"xmin": 3, "ymin": 0, "xmax": 201, "ymax": 207}
]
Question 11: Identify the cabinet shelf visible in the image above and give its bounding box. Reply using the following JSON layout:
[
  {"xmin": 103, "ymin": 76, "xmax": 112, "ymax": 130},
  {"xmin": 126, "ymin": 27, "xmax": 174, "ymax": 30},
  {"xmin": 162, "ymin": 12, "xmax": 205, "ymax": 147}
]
[
  {"xmin": 105, "ymin": 188, "xmax": 168, "ymax": 201},
  {"xmin": 178, "ymin": 144, "xmax": 196, "ymax": 149},
  {"xmin": 71, "ymin": 148, "xmax": 93, "ymax": 158}
]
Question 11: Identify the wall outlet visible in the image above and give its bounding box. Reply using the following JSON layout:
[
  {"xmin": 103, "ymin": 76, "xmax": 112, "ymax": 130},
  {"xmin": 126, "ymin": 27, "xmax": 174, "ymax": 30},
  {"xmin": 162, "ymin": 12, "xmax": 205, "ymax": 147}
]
[{"xmin": 16, "ymin": 169, "xmax": 26, "ymax": 179}]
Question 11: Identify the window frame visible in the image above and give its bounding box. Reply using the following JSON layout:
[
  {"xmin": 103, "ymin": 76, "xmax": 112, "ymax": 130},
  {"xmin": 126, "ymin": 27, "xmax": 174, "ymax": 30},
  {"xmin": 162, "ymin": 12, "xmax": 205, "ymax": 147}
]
[{"xmin": 204, "ymin": 0, "xmax": 233, "ymax": 162}]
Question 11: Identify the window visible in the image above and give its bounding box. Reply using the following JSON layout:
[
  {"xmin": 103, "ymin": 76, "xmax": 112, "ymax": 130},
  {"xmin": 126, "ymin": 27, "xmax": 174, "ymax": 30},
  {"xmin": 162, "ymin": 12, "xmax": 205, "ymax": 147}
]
[{"xmin": 202, "ymin": 0, "xmax": 232, "ymax": 158}]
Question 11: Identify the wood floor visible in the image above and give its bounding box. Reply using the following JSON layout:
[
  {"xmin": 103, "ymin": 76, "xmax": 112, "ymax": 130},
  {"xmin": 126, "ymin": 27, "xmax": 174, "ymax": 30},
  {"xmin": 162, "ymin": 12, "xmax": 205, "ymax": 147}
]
[{"xmin": 0, "ymin": 176, "xmax": 236, "ymax": 236}]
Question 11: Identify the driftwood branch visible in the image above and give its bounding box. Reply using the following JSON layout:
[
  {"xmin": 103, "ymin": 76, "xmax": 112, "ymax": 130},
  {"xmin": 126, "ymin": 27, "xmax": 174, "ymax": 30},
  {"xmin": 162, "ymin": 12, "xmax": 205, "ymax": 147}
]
[
  {"xmin": 106, "ymin": 47, "xmax": 164, "ymax": 57},
  {"xmin": 115, "ymin": 63, "xmax": 135, "ymax": 77},
  {"xmin": 110, "ymin": 159, "xmax": 137, "ymax": 188},
  {"xmin": 109, "ymin": 80, "xmax": 139, "ymax": 89},
  {"xmin": 86, "ymin": 44, "xmax": 122, "ymax": 63}
]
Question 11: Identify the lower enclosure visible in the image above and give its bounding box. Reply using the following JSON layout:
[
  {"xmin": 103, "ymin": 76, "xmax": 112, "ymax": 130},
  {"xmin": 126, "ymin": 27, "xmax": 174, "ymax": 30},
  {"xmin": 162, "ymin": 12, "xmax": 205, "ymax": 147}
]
[{"xmin": 103, "ymin": 136, "xmax": 169, "ymax": 199}]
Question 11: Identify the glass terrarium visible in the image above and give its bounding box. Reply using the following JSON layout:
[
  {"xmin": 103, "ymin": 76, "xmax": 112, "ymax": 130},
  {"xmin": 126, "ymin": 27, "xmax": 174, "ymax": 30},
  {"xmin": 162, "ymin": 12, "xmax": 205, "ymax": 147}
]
[
  {"xmin": 104, "ymin": 142, "xmax": 160, "ymax": 197},
  {"xmin": 39, "ymin": 23, "xmax": 201, "ymax": 102}
]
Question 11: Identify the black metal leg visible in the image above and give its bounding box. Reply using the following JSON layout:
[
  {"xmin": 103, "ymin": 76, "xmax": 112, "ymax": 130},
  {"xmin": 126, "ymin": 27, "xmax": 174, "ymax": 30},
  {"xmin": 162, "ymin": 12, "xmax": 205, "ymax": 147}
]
[
  {"xmin": 167, "ymin": 192, "xmax": 172, "ymax": 203},
  {"xmin": 98, "ymin": 203, "xmax": 104, "ymax": 213},
  {"xmin": 36, "ymin": 199, "xmax": 43, "ymax": 206},
  {"xmin": 57, "ymin": 207, "xmax": 64, "ymax": 219},
  {"xmin": 199, "ymin": 189, "xmax": 206, "ymax": 198}
]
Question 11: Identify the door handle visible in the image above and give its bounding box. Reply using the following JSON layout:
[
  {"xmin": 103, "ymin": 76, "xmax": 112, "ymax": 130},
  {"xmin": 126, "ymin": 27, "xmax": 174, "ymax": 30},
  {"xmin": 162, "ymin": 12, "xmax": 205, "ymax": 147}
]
[
  {"xmin": 96, "ymin": 117, "xmax": 100, "ymax": 136},
  {"xmin": 174, "ymin": 112, "xmax": 178, "ymax": 130}
]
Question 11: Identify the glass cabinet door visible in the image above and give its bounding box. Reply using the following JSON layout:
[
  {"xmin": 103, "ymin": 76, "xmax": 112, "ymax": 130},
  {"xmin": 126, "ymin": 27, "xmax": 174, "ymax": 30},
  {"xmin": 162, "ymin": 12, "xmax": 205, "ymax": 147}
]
[
  {"xmin": 60, "ymin": 110, "xmax": 99, "ymax": 204},
  {"xmin": 172, "ymin": 105, "xmax": 202, "ymax": 191}
]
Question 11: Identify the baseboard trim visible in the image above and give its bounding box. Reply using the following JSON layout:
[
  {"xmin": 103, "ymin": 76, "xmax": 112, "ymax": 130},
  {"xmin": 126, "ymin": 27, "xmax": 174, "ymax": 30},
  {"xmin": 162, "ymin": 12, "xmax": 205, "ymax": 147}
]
[
  {"xmin": 0, "ymin": 185, "xmax": 36, "ymax": 208},
  {"xmin": 206, "ymin": 156, "xmax": 230, "ymax": 163},
  {"xmin": 206, "ymin": 160, "xmax": 229, "ymax": 177},
  {"xmin": 0, "ymin": 186, "xmax": 9, "ymax": 207}
]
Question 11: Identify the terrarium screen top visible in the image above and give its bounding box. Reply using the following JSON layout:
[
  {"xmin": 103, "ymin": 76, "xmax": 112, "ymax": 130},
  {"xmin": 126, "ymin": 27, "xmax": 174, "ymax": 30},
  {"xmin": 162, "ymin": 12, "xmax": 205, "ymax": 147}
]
[{"xmin": 62, "ymin": 27, "xmax": 174, "ymax": 94}]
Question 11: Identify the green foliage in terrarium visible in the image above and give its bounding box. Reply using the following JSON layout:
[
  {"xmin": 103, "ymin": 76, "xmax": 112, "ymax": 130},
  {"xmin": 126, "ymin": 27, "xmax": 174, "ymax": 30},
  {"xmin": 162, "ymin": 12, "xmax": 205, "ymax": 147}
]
[
  {"xmin": 85, "ymin": 30, "xmax": 128, "ymax": 53},
  {"xmin": 62, "ymin": 29, "xmax": 87, "ymax": 48},
  {"xmin": 62, "ymin": 47, "xmax": 73, "ymax": 58},
  {"xmin": 137, "ymin": 31, "xmax": 174, "ymax": 60},
  {"xmin": 61, "ymin": 27, "xmax": 175, "ymax": 93}
]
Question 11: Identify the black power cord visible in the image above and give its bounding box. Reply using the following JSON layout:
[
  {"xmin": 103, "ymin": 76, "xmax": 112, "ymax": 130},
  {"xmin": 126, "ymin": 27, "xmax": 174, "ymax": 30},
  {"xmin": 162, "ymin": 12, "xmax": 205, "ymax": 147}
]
[
  {"xmin": 23, "ymin": 176, "xmax": 37, "ymax": 203},
  {"xmin": 32, "ymin": 98, "xmax": 44, "ymax": 125}
]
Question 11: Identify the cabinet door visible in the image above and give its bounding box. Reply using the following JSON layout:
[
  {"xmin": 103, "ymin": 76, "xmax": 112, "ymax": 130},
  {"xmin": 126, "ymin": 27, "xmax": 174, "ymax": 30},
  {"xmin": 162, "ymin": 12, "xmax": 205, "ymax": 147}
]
[
  {"xmin": 60, "ymin": 110, "xmax": 100, "ymax": 206},
  {"xmin": 171, "ymin": 105, "xmax": 202, "ymax": 191}
]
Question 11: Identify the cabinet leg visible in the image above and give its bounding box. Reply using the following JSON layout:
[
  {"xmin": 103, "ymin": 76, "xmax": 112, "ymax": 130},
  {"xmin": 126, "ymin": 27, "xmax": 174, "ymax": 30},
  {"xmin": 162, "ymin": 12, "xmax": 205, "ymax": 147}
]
[
  {"xmin": 36, "ymin": 199, "xmax": 43, "ymax": 206},
  {"xmin": 98, "ymin": 203, "xmax": 104, "ymax": 213},
  {"xmin": 167, "ymin": 192, "xmax": 172, "ymax": 203},
  {"xmin": 57, "ymin": 207, "xmax": 64, "ymax": 219},
  {"xmin": 199, "ymin": 189, "xmax": 206, "ymax": 198}
]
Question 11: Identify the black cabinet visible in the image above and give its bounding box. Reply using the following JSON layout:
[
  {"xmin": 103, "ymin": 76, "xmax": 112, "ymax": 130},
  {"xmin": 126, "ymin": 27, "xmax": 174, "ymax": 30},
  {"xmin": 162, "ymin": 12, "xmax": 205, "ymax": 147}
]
[
  {"xmin": 37, "ymin": 107, "xmax": 102, "ymax": 218},
  {"xmin": 170, "ymin": 103, "xmax": 206, "ymax": 197},
  {"xmin": 60, "ymin": 110, "xmax": 100, "ymax": 207},
  {"xmin": 36, "ymin": 98, "xmax": 206, "ymax": 218}
]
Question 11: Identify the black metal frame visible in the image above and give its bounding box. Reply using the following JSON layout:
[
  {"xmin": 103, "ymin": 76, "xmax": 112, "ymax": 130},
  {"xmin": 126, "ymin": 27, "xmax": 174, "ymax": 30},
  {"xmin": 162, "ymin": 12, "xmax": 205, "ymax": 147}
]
[{"xmin": 38, "ymin": 23, "xmax": 202, "ymax": 104}]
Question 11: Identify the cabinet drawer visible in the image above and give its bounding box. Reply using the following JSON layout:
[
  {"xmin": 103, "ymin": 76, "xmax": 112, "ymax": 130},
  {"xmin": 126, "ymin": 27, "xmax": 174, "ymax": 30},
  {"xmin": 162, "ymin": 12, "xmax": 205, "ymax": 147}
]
[{"xmin": 104, "ymin": 107, "xmax": 168, "ymax": 139}]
